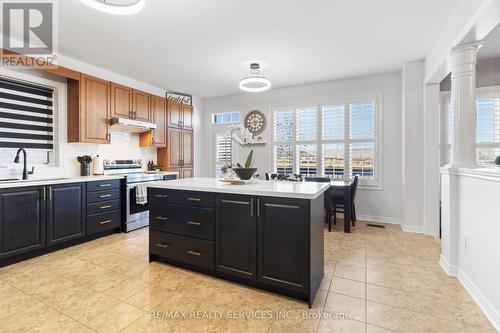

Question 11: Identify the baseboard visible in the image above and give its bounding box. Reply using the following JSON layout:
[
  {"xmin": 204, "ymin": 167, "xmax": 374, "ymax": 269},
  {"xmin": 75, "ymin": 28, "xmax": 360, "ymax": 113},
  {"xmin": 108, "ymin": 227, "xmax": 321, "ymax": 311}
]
[
  {"xmin": 439, "ymin": 254, "xmax": 458, "ymax": 277},
  {"xmin": 457, "ymin": 268, "xmax": 500, "ymax": 332},
  {"xmin": 401, "ymin": 224, "xmax": 424, "ymax": 234},
  {"xmin": 356, "ymin": 214, "xmax": 402, "ymax": 225}
]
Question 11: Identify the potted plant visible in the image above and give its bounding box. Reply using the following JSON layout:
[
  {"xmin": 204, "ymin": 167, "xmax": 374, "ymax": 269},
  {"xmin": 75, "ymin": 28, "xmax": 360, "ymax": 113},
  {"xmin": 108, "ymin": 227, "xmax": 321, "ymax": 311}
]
[
  {"xmin": 494, "ymin": 156, "xmax": 500, "ymax": 168},
  {"xmin": 232, "ymin": 149, "xmax": 257, "ymax": 180}
]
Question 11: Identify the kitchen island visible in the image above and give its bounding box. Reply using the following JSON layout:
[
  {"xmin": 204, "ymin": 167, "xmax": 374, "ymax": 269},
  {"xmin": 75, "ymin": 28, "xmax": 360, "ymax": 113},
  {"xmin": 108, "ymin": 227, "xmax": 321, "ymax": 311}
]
[{"xmin": 147, "ymin": 177, "xmax": 329, "ymax": 306}]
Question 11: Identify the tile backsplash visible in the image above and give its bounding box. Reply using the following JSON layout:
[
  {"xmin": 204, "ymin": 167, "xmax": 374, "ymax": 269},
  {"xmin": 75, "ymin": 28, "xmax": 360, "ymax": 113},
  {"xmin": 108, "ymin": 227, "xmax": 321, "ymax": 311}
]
[{"xmin": 0, "ymin": 131, "xmax": 157, "ymax": 179}]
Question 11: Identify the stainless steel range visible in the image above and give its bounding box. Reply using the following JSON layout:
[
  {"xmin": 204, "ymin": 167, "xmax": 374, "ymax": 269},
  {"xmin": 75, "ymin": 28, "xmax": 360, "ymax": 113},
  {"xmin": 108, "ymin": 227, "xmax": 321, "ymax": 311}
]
[{"xmin": 103, "ymin": 159, "xmax": 177, "ymax": 232}]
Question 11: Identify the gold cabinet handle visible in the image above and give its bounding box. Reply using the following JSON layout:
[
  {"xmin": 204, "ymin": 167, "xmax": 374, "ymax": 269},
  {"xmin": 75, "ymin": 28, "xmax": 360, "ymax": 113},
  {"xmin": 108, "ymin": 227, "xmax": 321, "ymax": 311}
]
[
  {"xmin": 100, "ymin": 205, "xmax": 112, "ymax": 209},
  {"xmin": 187, "ymin": 197, "xmax": 201, "ymax": 202},
  {"xmin": 187, "ymin": 250, "xmax": 201, "ymax": 256},
  {"xmin": 155, "ymin": 194, "xmax": 168, "ymax": 198},
  {"xmin": 100, "ymin": 220, "xmax": 112, "ymax": 225},
  {"xmin": 187, "ymin": 220, "xmax": 201, "ymax": 226},
  {"xmin": 42, "ymin": 187, "xmax": 46, "ymax": 201},
  {"xmin": 48, "ymin": 186, "xmax": 52, "ymax": 200},
  {"xmin": 257, "ymin": 198, "xmax": 260, "ymax": 217},
  {"xmin": 250, "ymin": 198, "xmax": 254, "ymax": 217},
  {"xmin": 156, "ymin": 243, "xmax": 169, "ymax": 249},
  {"xmin": 99, "ymin": 194, "xmax": 112, "ymax": 198},
  {"xmin": 156, "ymin": 216, "xmax": 168, "ymax": 221}
]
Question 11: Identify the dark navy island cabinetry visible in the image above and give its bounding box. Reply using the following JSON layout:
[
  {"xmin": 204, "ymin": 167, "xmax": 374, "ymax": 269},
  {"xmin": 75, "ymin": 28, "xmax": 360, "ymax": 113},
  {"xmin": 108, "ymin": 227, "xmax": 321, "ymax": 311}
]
[
  {"xmin": 148, "ymin": 179, "xmax": 327, "ymax": 306},
  {"xmin": 0, "ymin": 178, "xmax": 122, "ymax": 266}
]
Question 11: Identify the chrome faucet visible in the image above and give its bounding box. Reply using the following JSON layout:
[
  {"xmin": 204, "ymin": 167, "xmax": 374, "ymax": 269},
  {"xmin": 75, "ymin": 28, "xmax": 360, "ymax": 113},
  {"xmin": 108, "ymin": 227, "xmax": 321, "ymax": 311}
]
[{"xmin": 14, "ymin": 148, "xmax": 34, "ymax": 180}]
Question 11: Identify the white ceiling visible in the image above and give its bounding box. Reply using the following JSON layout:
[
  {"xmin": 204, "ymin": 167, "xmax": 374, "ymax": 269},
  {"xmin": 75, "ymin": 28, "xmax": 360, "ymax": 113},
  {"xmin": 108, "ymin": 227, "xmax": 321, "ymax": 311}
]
[
  {"xmin": 478, "ymin": 23, "xmax": 500, "ymax": 59},
  {"xmin": 59, "ymin": 0, "xmax": 460, "ymax": 98}
]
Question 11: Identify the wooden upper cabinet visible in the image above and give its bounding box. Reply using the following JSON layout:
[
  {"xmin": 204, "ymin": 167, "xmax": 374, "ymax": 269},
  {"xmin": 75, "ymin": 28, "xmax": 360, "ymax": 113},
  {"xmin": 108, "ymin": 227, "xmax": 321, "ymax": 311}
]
[
  {"xmin": 133, "ymin": 90, "xmax": 151, "ymax": 122},
  {"xmin": 140, "ymin": 95, "xmax": 166, "ymax": 147},
  {"xmin": 167, "ymin": 128, "xmax": 182, "ymax": 168},
  {"xmin": 152, "ymin": 96, "xmax": 167, "ymax": 147},
  {"xmin": 167, "ymin": 100, "xmax": 182, "ymax": 128},
  {"xmin": 182, "ymin": 104, "xmax": 193, "ymax": 131},
  {"xmin": 68, "ymin": 74, "xmax": 110, "ymax": 144},
  {"xmin": 110, "ymin": 83, "xmax": 133, "ymax": 119},
  {"xmin": 182, "ymin": 130, "xmax": 193, "ymax": 167}
]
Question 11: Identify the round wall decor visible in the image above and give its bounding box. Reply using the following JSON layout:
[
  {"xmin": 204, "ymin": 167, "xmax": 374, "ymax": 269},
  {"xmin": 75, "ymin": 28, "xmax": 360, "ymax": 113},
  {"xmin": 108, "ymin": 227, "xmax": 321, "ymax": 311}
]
[{"xmin": 244, "ymin": 110, "xmax": 266, "ymax": 135}]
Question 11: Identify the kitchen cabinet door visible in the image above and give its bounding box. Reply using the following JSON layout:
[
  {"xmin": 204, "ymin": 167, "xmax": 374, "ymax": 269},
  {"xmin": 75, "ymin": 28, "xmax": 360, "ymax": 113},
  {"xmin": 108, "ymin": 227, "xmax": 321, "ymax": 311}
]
[
  {"xmin": 168, "ymin": 128, "xmax": 182, "ymax": 168},
  {"xmin": 79, "ymin": 74, "xmax": 111, "ymax": 143},
  {"xmin": 167, "ymin": 100, "xmax": 182, "ymax": 128},
  {"xmin": 182, "ymin": 104, "xmax": 193, "ymax": 130},
  {"xmin": 46, "ymin": 183, "xmax": 85, "ymax": 246},
  {"xmin": 216, "ymin": 194, "xmax": 257, "ymax": 280},
  {"xmin": 0, "ymin": 186, "xmax": 45, "ymax": 259},
  {"xmin": 152, "ymin": 96, "xmax": 167, "ymax": 147},
  {"xmin": 110, "ymin": 83, "xmax": 133, "ymax": 119},
  {"xmin": 181, "ymin": 168, "xmax": 193, "ymax": 179},
  {"xmin": 133, "ymin": 90, "xmax": 151, "ymax": 122},
  {"xmin": 182, "ymin": 130, "xmax": 193, "ymax": 167},
  {"xmin": 257, "ymin": 196, "xmax": 309, "ymax": 293}
]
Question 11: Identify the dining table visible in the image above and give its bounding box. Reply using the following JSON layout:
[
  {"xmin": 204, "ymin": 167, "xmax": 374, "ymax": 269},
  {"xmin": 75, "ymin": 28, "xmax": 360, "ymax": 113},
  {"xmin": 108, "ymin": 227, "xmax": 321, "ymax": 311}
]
[{"xmin": 328, "ymin": 179, "xmax": 355, "ymax": 233}]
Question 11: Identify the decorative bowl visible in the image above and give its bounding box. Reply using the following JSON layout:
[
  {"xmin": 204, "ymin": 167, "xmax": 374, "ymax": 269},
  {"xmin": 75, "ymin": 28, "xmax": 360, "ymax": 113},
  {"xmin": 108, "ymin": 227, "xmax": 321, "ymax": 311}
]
[{"xmin": 232, "ymin": 168, "xmax": 257, "ymax": 180}]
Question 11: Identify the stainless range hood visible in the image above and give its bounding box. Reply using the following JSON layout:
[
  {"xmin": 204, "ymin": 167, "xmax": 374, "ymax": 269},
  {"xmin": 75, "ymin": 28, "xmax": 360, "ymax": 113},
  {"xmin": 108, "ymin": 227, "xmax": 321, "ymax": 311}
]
[{"xmin": 110, "ymin": 117, "xmax": 157, "ymax": 133}]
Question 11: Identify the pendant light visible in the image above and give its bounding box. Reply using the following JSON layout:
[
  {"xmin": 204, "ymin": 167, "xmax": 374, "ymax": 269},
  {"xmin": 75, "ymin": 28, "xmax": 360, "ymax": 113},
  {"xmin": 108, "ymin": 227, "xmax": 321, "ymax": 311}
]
[
  {"xmin": 80, "ymin": 0, "xmax": 145, "ymax": 15},
  {"xmin": 239, "ymin": 63, "xmax": 271, "ymax": 92}
]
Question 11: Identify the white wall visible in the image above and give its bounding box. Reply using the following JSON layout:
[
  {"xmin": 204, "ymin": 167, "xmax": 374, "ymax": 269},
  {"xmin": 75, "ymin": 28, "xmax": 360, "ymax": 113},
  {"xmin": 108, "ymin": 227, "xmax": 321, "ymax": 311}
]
[
  {"xmin": 202, "ymin": 72, "xmax": 403, "ymax": 223},
  {"xmin": 402, "ymin": 60, "xmax": 425, "ymax": 233},
  {"xmin": 440, "ymin": 168, "xmax": 500, "ymax": 331},
  {"xmin": 0, "ymin": 57, "xmax": 203, "ymax": 178}
]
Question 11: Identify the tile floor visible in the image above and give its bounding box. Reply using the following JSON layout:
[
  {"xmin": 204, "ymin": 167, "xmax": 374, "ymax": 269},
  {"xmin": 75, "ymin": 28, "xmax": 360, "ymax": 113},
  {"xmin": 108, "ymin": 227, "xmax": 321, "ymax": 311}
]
[{"xmin": 0, "ymin": 221, "xmax": 496, "ymax": 333}]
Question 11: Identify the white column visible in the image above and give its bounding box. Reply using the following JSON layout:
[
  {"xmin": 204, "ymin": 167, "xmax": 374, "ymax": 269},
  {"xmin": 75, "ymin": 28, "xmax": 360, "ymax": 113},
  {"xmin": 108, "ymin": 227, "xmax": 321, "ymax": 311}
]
[{"xmin": 449, "ymin": 43, "xmax": 481, "ymax": 167}]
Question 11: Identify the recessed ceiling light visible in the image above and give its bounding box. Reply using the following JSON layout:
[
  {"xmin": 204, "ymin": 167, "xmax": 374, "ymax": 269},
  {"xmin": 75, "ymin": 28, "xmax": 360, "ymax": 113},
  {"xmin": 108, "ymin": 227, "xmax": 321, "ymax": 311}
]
[
  {"xmin": 239, "ymin": 63, "xmax": 271, "ymax": 93},
  {"xmin": 80, "ymin": 0, "xmax": 145, "ymax": 15}
]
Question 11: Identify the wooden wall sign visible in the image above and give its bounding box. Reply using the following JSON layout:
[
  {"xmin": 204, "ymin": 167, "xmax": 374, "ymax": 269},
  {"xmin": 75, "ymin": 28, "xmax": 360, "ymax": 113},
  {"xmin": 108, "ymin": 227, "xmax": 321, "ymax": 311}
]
[{"xmin": 167, "ymin": 91, "xmax": 192, "ymax": 105}]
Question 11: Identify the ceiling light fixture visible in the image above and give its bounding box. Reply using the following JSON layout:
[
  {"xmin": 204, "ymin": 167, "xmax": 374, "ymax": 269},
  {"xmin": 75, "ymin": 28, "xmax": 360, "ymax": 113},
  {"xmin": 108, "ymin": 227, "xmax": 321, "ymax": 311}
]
[
  {"xmin": 80, "ymin": 0, "xmax": 145, "ymax": 15},
  {"xmin": 239, "ymin": 63, "xmax": 271, "ymax": 93}
]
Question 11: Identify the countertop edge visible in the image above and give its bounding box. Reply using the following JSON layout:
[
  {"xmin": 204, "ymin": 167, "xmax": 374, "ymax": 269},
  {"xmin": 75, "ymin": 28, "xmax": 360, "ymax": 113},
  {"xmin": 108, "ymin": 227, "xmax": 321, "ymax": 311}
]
[
  {"xmin": 0, "ymin": 175, "xmax": 124, "ymax": 189},
  {"xmin": 146, "ymin": 182, "xmax": 330, "ymax": 200}
]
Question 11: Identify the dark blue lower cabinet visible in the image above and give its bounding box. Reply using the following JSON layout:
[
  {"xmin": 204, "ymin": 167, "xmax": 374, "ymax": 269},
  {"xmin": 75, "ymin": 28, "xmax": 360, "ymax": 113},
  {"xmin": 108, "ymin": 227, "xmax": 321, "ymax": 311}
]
[
  {"xmin": 149, "ymin": 189, "xmax": 324, "ymax": 305},
  {"xmin": 47, "ymin": 183, "xmax": 86, "ymax": 246},
  {"xmin": 216, "ymin": 194, "xmax": 257, "ymax": 280},
  {"xmin": 257, "ymin": 196, "xmax": 309, "ymax": 293},
  {"xmin": 0, "ymin": 186, "xmax": 46, "ymax": 259}
]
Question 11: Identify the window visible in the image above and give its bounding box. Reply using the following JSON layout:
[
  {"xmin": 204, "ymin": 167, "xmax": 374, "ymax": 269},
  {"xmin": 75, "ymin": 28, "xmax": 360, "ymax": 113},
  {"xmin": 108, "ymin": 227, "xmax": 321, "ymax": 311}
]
[
  {"xmin": 272, "ymin": 97, "xmax": 379, "ymax": 187},
  {"xmin": 214, "ymin": 132, "xmax": 232, "ymax": 178},
  {"xmin": 212, "ymin": 112, "xmax": 240, "ymax": 125},
  {"xmin": 0, "ymin": 77, "xmax": 55, "ymax": 166},
  {"xmin": 441, "ymin": 88, "xmax": 500, "ymax": 166}
]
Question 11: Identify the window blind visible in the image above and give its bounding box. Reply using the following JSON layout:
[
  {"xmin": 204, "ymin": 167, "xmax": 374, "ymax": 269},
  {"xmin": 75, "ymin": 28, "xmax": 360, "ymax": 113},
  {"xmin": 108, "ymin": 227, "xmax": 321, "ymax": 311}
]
[
  {"xmin": 476, "ymin": 97, "xmax": 500, "ymax": 166},
  {"xmin": 0, "ymin": 78, "xmax": 54, "ymax": 150},
  {"xmin": 215, "ymin": 133, "xmax": 232, "ymax": 177},
  {"xmin": 322, "ymin": 104, "xmax": 344, "ymax": 140},
  {"xmin": 296, "ymin": 106, "xmax": 317, "ymax": 141},
  {"xmin": 350, "ymin": 102, "xmax": 375, "ymax": 140}
]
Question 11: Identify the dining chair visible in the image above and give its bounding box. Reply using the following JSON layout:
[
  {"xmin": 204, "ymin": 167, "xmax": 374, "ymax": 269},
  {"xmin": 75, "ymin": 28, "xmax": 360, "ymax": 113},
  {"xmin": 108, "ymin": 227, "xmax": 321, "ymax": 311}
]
[
  {"xmin": 304, "ymin": 176, "xmax": 332, "ymax": 225},
  {"xmin": 331, "ymin": 176, "xmax": 359, "ymax": 229},
  {"xmin": 265, "ymin": 172, "xmax": 278, "ymax": 180}
]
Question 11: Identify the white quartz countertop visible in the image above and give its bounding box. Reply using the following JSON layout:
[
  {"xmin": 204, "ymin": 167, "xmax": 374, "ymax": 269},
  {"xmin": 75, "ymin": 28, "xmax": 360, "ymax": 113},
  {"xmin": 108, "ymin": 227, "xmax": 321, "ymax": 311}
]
[
  {"xmin": 146, "ymin": 177, "xmax": 330, "ymax": 199},
  {"xmin": 0, "ymin": 175, "xmax": 124, "ymax": 189}
]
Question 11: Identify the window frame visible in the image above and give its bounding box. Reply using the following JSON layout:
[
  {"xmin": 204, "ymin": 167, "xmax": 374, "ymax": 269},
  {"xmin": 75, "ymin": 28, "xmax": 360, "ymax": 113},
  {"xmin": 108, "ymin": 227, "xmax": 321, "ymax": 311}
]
[
  {"xmin": 440, "ymin": 85, "xmax": 500, "ymax": 167},
  {"xmin": 0, "ymin": 67, "xmax": 63, "ymax": 173},
  {"xmin": 271, "ymin": 94, "xmax": 382, "ymax": 190}
]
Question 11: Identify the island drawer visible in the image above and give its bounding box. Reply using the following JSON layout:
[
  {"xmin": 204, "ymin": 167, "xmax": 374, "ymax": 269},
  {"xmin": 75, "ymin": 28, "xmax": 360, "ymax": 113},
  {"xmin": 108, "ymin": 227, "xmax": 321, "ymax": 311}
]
[
  {"xmin": 87, "ymin": 190, "xmax": 120, "ymax": 204},
  {"xmin": 87, "ymin": 200, "xmax": 121, "ymax": 215},
  {"xmin": 87, "ymin": 211, "xmax": 121, "ymax": 235},
  {"xmin": 150, "ymin": 231, "xmax": 214, "ymax": 270},
  {"xmin": 87, "ymin": 179, "xmax": 121, "ymax": 192},
  {"xmin": 150, "ymin": 205, "xmax": 215, "ymax": 241},
  {"xmin": 149, "ymin": 189, "xmax": 215, "ymax": 208}
]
